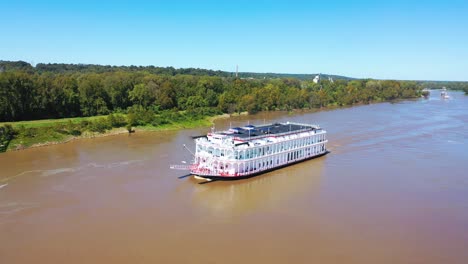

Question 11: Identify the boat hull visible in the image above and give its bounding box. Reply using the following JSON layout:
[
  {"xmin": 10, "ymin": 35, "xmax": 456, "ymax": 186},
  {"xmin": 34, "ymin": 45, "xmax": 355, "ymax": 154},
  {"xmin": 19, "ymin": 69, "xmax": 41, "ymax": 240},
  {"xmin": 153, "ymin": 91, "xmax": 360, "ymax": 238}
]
[{"xmin": 192, "ymin": 151, "xmax": 329, "ymax": 181}]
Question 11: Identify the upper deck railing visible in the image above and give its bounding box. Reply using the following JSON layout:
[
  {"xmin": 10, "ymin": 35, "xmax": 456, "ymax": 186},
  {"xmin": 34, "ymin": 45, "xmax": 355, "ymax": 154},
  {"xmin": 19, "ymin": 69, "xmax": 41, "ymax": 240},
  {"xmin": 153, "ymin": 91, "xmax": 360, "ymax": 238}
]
[{"xmin": 220, "ymin": 122, "xmax": 323, "ymax": 142}]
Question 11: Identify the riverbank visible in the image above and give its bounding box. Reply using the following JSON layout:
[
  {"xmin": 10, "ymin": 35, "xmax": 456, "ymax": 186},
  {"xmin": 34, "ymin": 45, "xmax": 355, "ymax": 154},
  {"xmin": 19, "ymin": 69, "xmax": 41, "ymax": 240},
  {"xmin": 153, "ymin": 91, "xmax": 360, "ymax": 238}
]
[
  {"xmin": 0, "ymin": 95, "xmax": 422, "ymax": 153},
  {"xmin": 0, "ymin": 112, "xmax": 243, "ymax": 152},
  {"xmin": 0, "ymin": 96, "xmax": 423, "ymax": 153}
]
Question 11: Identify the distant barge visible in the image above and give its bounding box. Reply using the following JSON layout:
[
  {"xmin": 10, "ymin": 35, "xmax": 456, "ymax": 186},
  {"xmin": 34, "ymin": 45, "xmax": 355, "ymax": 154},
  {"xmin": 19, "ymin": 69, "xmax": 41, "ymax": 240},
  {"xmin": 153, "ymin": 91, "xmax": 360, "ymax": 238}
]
[{"xmin": 189, "ymin": 122, "xmax": 328, "ymax": 180}]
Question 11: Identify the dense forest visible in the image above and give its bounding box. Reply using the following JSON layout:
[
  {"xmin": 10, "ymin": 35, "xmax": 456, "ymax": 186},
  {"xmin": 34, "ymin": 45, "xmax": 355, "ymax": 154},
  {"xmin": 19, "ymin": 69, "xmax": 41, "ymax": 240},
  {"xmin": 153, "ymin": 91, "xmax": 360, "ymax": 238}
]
[
  {"xmin": 0, "ymin": 60, "xmax": 428, "ymax": 151},
  {"xmin": 1, "ymin": 61, "xmax": 423, "ymax": 122}
]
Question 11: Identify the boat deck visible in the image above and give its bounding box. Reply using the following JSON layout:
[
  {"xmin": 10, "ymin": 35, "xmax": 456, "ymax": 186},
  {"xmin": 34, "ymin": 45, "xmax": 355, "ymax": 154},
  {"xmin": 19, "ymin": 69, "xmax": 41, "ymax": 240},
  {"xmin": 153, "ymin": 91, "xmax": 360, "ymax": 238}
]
[{"xmin": 219, "ymin": 123, "xmax": 318, "ymax": 139}]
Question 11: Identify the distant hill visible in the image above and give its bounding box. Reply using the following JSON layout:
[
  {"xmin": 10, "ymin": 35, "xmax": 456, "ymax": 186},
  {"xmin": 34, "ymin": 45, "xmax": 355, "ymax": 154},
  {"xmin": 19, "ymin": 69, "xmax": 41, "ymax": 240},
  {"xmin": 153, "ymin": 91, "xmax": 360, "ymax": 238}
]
[
  {"xmin": 237, "ymin": 72, "xmax": 353, "ymax": 81},
  {"xmin": 0, "ymin": 60, "xmax": 353, "ymax": 80},
  {"xmin": 0, "ymin": 60, "xmax": 34, "ymax": 72}
]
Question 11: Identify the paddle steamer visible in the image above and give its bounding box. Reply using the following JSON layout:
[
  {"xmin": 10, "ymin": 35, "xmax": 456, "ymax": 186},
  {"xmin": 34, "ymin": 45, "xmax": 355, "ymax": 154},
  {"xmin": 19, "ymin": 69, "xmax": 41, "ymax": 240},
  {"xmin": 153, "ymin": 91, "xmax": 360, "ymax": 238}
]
[{"xmin": 190, "ymin": 122, "xmax": 328, "ymax": 180}]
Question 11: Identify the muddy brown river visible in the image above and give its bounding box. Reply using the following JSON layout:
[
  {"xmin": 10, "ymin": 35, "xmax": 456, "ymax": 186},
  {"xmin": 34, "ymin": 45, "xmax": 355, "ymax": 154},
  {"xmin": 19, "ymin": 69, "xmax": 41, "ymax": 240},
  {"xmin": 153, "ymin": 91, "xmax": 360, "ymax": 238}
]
[{"xmin": 1, "ymin": 90, "xmax": 468, "ymax": 263}]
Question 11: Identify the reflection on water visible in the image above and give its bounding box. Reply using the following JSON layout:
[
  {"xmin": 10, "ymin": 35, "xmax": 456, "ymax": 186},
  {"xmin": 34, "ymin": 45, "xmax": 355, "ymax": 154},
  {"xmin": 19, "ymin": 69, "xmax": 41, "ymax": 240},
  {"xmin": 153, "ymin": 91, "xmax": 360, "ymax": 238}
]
[
  {"xmin": 191, "ymin": 157, "xmax": 325, "ymax": 217},
  {"xmin": 1, "ymin": 90, "xmax": 468, "ymax": 263}
]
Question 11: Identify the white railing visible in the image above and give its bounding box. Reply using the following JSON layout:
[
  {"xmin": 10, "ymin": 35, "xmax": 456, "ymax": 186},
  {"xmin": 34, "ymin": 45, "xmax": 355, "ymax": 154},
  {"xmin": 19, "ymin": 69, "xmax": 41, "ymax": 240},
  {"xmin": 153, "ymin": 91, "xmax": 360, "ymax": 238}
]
[{"xmin": 191, "ymin": 141, "xmax": 328, "ymax": 177}]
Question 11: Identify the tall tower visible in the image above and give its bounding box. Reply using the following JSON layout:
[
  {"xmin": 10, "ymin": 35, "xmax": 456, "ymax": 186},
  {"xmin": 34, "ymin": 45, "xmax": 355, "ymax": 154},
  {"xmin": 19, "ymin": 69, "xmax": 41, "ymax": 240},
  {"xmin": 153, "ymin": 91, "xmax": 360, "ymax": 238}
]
[
  {"xmin": 236, "ymin": 65, "xmax": 238, "ymax": 78},
  {"xmin": 313, "ymin": 73, "xmax": 321, "ymax": 83}
]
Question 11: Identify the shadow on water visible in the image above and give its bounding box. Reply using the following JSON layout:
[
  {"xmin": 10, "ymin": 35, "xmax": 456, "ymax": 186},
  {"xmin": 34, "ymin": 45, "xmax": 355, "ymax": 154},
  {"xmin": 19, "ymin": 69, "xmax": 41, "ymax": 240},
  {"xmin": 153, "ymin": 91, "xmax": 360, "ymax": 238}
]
[
  {"xmin": 177, "ymin": 174, "xmax": 192, "ymax": 179},
  {"xmin": 187, "ymin": 156, "xmax": 326, "ymax": 217}
]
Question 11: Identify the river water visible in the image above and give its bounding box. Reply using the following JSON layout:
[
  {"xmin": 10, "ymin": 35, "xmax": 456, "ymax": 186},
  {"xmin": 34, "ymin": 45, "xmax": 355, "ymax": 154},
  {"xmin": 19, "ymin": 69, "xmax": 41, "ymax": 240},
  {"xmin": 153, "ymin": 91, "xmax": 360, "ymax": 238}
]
[{"xmin": 1, "ymin": 90, "xmax": 467, "ymax": 263}]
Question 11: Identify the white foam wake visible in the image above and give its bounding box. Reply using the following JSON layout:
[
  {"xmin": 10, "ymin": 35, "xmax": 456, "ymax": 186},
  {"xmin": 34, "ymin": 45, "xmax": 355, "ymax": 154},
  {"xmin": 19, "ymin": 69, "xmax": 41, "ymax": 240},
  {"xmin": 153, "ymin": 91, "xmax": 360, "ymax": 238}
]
[{"xmin": 5, "ymin": 159, "xmax": 146, "ymax": 181}]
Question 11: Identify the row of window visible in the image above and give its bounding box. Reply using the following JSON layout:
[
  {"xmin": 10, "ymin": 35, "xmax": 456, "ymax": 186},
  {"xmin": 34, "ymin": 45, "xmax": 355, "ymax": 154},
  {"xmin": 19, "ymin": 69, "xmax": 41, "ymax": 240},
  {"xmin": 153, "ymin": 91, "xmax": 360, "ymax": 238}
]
[
  {"xmin": 208, "ymin": 144, "xmax": 326, "ymax": 173},
  {"xmin": 196, "ymin": 133, "xmax": 326, "ymax": 160}
]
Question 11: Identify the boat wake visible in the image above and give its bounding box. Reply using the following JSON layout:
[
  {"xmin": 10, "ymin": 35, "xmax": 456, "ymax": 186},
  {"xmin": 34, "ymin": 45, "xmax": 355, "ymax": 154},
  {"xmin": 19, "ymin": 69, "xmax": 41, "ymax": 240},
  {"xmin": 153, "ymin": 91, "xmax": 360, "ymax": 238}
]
[
  {"xmin": 41, "ymin": 168, "xmax": 77, "ymax": 177},
  {"xmin": 4, "ymin": 159, "xmax": 146, "ymax": 181},
  {"xmin": 0, "ymin": 202, "xmax": 39, "ymax": 224}
]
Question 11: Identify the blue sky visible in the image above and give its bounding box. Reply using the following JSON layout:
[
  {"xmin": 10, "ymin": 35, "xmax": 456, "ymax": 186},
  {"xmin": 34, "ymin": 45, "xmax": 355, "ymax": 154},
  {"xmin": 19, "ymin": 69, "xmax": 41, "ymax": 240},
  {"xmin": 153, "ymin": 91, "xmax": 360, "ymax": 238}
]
[{"xmin": 1, "ymin": 0, "xmax": 467, "ymax": 80}]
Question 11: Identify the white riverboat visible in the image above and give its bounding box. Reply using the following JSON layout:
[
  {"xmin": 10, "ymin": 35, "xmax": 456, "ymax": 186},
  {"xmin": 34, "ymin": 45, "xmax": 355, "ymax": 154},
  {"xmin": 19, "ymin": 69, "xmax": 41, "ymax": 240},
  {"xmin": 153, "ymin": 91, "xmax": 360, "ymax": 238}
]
[
  {"xmin": 189, "ymin": 122, "xmax": 328, "ymax": 180},
  {"xmin": 441, "ymin": 87, "xmax": 450, "ymax": 99}
]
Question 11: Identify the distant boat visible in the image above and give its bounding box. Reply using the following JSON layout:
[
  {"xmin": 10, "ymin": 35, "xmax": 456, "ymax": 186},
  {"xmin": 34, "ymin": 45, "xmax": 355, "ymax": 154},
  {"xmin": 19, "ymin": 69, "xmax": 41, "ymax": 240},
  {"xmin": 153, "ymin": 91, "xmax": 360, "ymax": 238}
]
[
  {"xmin": 421, "ymin": 88, "xmax": 430, "ymax": 98},
  {"xmin": 441, "ymin": 87, "xmax": 450, "ymax": 99}
]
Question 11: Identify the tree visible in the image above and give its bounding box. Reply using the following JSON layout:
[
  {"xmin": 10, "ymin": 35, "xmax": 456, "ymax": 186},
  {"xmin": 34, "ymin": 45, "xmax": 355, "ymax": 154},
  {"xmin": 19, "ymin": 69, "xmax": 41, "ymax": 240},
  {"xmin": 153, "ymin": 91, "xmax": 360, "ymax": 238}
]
[
  {"xmin": 78, "ymin": 74, "xmax": 110, "ymax": 116},
  {"xmin": 129, "ymin": 83, "xmax": 153, "ymax": 107}
]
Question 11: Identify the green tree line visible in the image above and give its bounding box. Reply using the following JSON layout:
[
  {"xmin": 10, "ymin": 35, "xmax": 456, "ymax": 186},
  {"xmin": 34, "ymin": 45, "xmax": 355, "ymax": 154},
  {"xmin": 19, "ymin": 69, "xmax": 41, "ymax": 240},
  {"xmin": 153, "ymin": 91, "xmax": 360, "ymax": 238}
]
[{"xmin": 1, "ymin": 64, "xmax": 423, "ymax": 122}]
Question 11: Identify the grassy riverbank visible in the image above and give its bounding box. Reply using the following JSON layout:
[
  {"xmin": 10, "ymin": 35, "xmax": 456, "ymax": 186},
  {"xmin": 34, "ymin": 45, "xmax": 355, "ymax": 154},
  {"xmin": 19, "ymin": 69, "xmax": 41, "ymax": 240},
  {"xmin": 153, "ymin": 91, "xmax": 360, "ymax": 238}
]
[
  {"xmin": 0, "ymin": 108, "xmax": 230, "ymax": 152},
  {"xmin": 0, "ymin": 97, "xmax": 422, "ymax": 153},
  {"xmin": 0, "ymin": 96, "xmax": 425, "ymax": 153}
]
